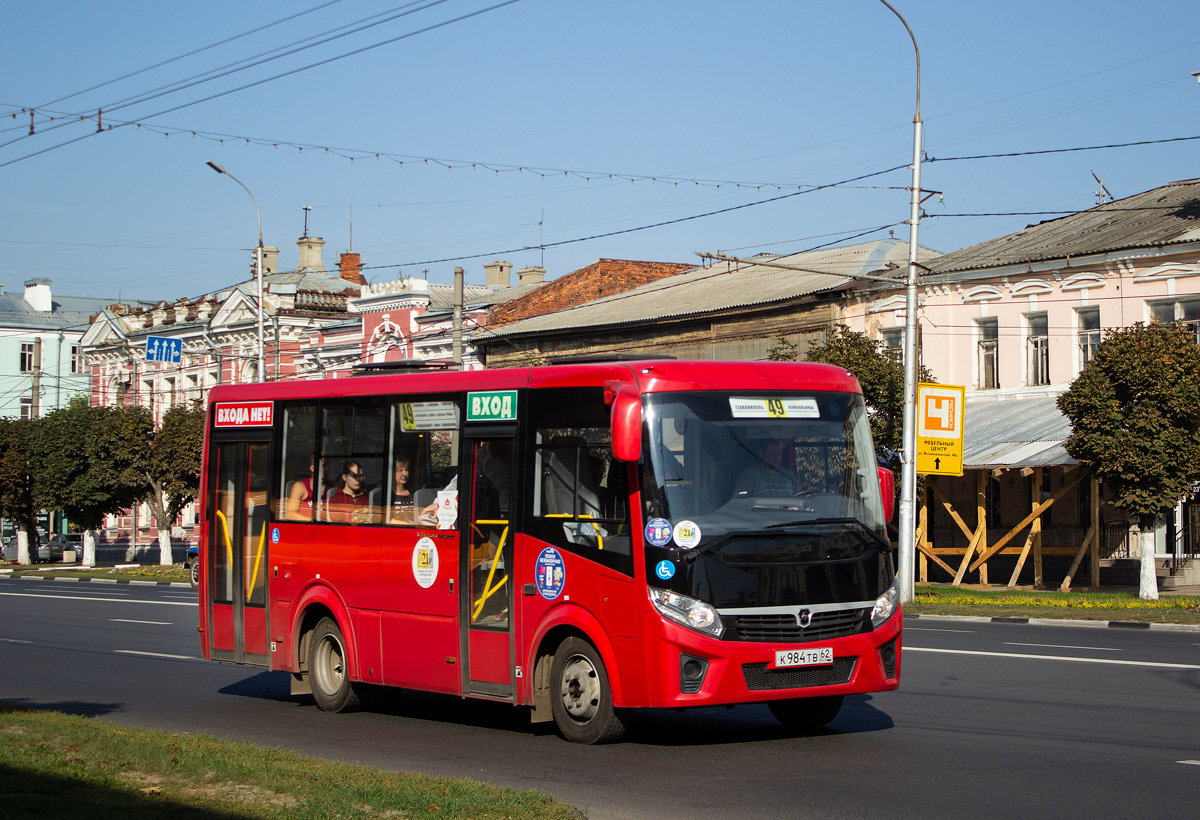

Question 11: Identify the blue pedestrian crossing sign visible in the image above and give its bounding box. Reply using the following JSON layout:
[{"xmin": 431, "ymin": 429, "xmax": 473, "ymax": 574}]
[{"xmin": 145, "ymin": 336, "xmax": 182, "ymax": 363}]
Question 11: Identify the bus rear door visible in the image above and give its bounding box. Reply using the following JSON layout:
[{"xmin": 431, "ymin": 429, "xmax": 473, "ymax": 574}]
[{"xmin": 205, "ymin": 437, "xmax": 271, "ymax": 666}]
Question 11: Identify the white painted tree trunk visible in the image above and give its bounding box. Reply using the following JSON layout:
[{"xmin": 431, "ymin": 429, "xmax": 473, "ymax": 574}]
[
  {"xmin": 82, "ymin": 530, "xmax": 97, "ymax": 568},
  {"xmin": 1138, "ymin": 526, "xmax": 1158, "ymax": 601},
  {"xmin": 16, "ymin": 530, "xmax": 32, "ymax": 565},
  {"xmin": 158, "ymin": 529, "xmax": 174, "ymax": 566}
]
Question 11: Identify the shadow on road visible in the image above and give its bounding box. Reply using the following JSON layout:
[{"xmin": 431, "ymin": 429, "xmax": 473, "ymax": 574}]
[
  {"xmin": 0, "ymin": 763, "xmax": 253, "ymax": 820},
  {"xmin": 0, "ymin": 698, "xmax": 124, "ymax": 719}
]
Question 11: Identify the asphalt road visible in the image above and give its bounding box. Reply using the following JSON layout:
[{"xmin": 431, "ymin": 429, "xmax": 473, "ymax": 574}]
[{"xmin": 2, "ymin": 575, "xmax": 1198, "ymax": 820}]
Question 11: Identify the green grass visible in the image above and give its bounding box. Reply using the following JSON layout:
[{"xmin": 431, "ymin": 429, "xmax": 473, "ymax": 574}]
[
  {"xmin": 1, "ymin": 565, "xmax": 190, "ymax": 583},
  {"xmin": 909, "ymin": 584, "xmax": 1200, "ymax": 624},
  {"xmin": 0, "ymin": 707, "xmax": 581, "ymax": 820}
]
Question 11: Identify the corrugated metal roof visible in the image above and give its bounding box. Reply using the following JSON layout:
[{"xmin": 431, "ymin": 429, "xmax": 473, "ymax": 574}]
[
  {"xmin": 963, "ymin": 396, "xmax": 1077, "ymax": 468},
  {"xmin": 931, "ymin": 177, "xmax": 1200, "ymax": 275},
  {"xmin": 484, "ymin": 239, "xmax": 939, "ymax": 338}
]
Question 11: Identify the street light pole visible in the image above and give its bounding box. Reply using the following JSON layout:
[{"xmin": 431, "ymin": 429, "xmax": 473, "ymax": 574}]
[
  {"xmin": 206, "ymin": 161, "xmax": 266, "ymax": 383},
  {"xmin": 879, "ymin": 0, "xmax": 923, "ymax": 604}
]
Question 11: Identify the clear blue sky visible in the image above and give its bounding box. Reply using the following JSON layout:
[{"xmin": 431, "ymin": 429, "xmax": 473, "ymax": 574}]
[{"xmin": 2, "ymin": 0, "xmax": 1198, "ymax": 303}]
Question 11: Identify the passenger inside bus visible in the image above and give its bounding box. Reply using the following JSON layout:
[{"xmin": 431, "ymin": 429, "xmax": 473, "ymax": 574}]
[
  {"xmin": 326, "ymin": 460, "xmax": 375, "ymax": 524},
  {"xmin": 369, "ymin": 456, "xmax": 438, "ymax": 527},
  {"xmin": 282, "ymin": 454, "xmax": 317, "ymax": 521}
]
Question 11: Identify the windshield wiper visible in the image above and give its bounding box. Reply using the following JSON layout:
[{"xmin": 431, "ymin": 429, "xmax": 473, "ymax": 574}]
[{"xmin": 765, "ymin": 516, "xmax": 864, "ymax": 530}]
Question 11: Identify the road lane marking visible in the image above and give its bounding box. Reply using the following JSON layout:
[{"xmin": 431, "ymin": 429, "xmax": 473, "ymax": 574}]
[
  {"xmin": 1178, "ymin": 760, "xmax": 1200, "ymax": 766},
  {"xmin": 110, "ymin": 619, "xmax": 172, "ymax": 625},
  {"xmin": 1, "ymin": 638, "xmax": 33, "ymax": 644},
  {"xmin": 1005, "ymin": 642, "xmax": 1121, "ymax": 651},
  {"xmin": 907, "ymin": 646, "xmax": 1200, "ymax": 670},
  {"xmin": 0, "ymin": 591, "xmax": 194, "ymax": 607},
  {"xmin": 115, "ymin": 650, "xmax": 196, "ymax": 660}
]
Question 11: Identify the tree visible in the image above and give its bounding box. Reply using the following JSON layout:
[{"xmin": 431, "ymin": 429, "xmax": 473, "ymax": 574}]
[
  {"xmin": 142, "ymin": 404, "xmax": 205, "ymax": 566},
  {"xmin": 804, "ymin": 325, "xmax": 935, "ymax": 453},
  {"xmin": 31, "ymin": 399, "xmax": 147, "ymax": 567},
  {"xmin": 1057, "ymin": 322, "xmax": 1200, "ymax": 600},
  {"xmin": 0, "ymin": 418, "xmax": 39, "ymax": 565}
]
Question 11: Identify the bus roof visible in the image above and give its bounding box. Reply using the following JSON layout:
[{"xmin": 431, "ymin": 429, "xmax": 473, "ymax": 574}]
[{"xmin": 206, "ymin": 360, "xmax": 863, "ymax": 407}]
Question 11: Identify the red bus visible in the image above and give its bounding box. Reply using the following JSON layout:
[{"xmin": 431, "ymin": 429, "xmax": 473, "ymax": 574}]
[{"xmin": 198, "ymin": 359, "xmax": 901, "ymax": 743}]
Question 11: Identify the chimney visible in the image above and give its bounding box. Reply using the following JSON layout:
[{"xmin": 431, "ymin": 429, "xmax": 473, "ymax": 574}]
[
  {"xmin": 483, "ymin": 260, "xmax": 513, "ymax": 288},
  {"xmin": 296, "ymin": 236, "xmax": 326, "ymax": 272},
  {"xmin": 516, "ymin": 266, "xmax": 546, "ymax": 286},
  {"xmin": 338, "ymin": 251, "xmax": 366, "ymax": 286},
  {"xmin": 262, "ymin": 246, "xmax": 280, "ymax": 275},
  {"xmin": 23, "ymin": 278, "xmax": 52, "ymax": 312}
]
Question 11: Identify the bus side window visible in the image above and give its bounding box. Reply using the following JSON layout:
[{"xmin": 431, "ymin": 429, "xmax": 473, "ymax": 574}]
[
  {"xmin": 277, "ymin": 404, "xmax": 317, "ymax": 522},
  {"xmin": 318, "ymin": 403, "xmax": 387, "ymax": 525},
  {"xmin": 388, "ymin": 399, "xmax": 462, "ymax": 529},
  {"xmin": 528, "ymin": 387, "xmax": 632, "ymax": 573}
]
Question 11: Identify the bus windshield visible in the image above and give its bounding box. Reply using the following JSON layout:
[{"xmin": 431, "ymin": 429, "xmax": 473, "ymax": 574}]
[{"xmin": 640, "ymin": 390, "xmax": 887, "ymax": 541}]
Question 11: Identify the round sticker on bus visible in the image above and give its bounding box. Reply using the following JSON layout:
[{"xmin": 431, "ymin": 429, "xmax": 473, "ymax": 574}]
[
  {"xmin": 655, "ymin": 560, "xmax": 676, "ymax": 580},
  {"xmin": 270, "ymin": 527, "xmax": 280, "ymax": 545},
  {"xmin": 535, "ymin": 547, "xmax": 566, "ymax": 600},
  {"xmin": 412, "ymin": 537, "xmax": 439, "ymax": 589},
  {"xmin": 645, "ymin": 517, "xmax": 673, "ymax": 547},
  {"xmin": 673, "ymin": 520, "xmax": 702, "ymax": 549}
]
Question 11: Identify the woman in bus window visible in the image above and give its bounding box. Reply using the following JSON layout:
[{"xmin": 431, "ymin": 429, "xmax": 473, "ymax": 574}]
[
  {"xmin": 283, "ymin": 455, "xmax": 316, "ymax": 521},
  {"xmin": 327, "ymin": 461, "xmax": 374, "ymax": 524},
  {"xmin": 375, "ymin": 457, "xmax": 436, "ymax": 526}
]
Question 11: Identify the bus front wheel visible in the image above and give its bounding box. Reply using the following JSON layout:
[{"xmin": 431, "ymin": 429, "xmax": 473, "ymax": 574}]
[
  {"xmin": 550, "ymin": 637, "xmax": 629, "ymax": 744},
  {"xmin": 768, "ymin": 695, "xmax": 843, "ymax": 730},
  {"xmin": 309, "ymin": 617, "xmax": 362, "ymax": 713}
]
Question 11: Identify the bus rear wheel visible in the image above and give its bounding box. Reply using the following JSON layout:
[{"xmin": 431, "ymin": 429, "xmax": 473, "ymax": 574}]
[
  {"xmin": 550, "ymin": 637, "xmax": 629, "ymax": 744},
  {"xmin": 309, "ymin": 617, "xmax": 362, "ymax": 713},
  {"xmin": 768, "ymin": 695, "xmax": 844, "ymax": 730}
]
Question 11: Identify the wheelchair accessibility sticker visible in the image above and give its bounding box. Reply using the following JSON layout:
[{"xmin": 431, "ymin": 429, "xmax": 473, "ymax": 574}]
[
  {"xmin": 655, "ymin": 560, "xmax": 676, "ymax": 580},
  {"xmin": 535, "ymin": 547, "xmax": 565, "ymax": 600},
  {"xmin": 270, "ymin": 527, "xmax": 280, "ymax": 544}
]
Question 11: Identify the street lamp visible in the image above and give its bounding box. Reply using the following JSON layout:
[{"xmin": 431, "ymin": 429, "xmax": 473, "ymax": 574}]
[
  {"xmin": 206, "ymin": 160, "xmax": 266, "ymax": 383},
  {"xmin": 879, "ymin": 0, "xmax": 923, "ymax": 604}
]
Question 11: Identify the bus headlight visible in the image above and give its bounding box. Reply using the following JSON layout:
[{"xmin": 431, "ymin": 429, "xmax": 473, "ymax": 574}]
[
  {"xmin": 871, "ymin": 579, "xmax": 900, "ymax": 628},
  {"xmin": 649, "ymin": 587, "xmax": 724, "ymax": 639}
]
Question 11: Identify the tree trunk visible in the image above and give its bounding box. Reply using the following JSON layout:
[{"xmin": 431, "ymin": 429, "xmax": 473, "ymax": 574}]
[
  {"xmin": 1137, "ymin": 514, "xmax": 1159, "ymax": 601},
  {"xmin": 16, "ymin": 529, "xmax": 32, "ymax": 565},
  {"xmin": 157, "ymin": 528, "xmax": 174, "ymax": 566},
  {"xmin": 82, "ymin": 530, "xmax": 97, "ymax": 568}
]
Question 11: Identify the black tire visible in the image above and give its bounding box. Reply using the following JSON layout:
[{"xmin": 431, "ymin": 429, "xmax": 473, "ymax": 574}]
[
  {"xmin": 308, "ymin": 617, "xmax": 362, "ymax": 713},
  {"xmin": 768, "ymin": 695, "xmax": 844, "ymax": 730},
  {"xmin": 189, "ymin": 560, "xmax": 200, "ymax": 589},
  {"xmin": 550, "ymin": 637, "xmax": 629, "ymax": 744}
]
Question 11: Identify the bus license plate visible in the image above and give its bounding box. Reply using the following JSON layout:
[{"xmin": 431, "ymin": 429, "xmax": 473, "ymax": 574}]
[{"xmin": 774, "ymin": 647, "xmax": 833, "ymax": 668}]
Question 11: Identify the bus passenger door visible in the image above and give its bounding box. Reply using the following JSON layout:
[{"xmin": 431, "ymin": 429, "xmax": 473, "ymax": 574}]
[
  {"xmin": 460, "ymin": 435, "xmax": 515, "ymax": 699},
  {"xmin": 205, "ymin": 439, "xmax": 271, "ymax": 666}
]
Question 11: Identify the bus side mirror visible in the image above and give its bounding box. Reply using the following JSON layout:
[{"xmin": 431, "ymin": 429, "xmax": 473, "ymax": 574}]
[
  {"xmin": 611, "ymin": 389, "xmax": 642, "ymax": 462},
  {"xmin": 877, "ymin": 467, "xmax": 895, "ymax": 523}
]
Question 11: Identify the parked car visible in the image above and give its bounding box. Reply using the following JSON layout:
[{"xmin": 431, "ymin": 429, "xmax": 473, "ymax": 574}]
[
  {"xmin": 40, "ymin": 533, "xmax": 81, "ymax": 563},
  {"xmin": 186, "ymin": 545, "xmax": 199, "ymax": 589},
  {"xmin": 3, "ymin": 532, "xmax": 47, "ymax": 562}
]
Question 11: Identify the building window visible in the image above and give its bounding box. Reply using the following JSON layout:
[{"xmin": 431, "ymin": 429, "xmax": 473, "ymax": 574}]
[
  {"xmin": 977, "ymin": 318, "xmax": 998, "ymax": 390},
  {"xmin": 1150, "ymin": 298, "xmax": 1200, "ymax": 343},
  {"xmin": 880, "ymin": 327, "xmax": 903, "ymax": 365},
  {"xmin": 1026, "ymin": 312, "xmax": 1049, "ymax": 386},
  {"xmin": 19, "ymin": 397, "xmax": 32, "ymax": 420},
  {"xmin": 19, "ymin": 342, "xmax": 35, "ymax": 373},
  {"xmin": 1077, "ymin": 307, "xmax": 1100, "ymax": 370},
  {"xmin": 70, "ymin": 345, "xmax": 80, "ymax": 374}
]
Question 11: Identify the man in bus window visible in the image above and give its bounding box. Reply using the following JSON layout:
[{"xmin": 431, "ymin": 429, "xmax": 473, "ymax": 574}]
[{"xmin": 732, "ymin": 439, "xmax": 797, "ymax": 498}]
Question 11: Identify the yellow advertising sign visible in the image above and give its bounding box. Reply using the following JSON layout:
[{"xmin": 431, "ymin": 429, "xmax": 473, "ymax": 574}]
[{"xmin": 916, "ymin": 383, "xmax": 965, "ymax": 476}]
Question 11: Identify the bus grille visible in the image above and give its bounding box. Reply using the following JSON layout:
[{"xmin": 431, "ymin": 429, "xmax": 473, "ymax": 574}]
[
  {"xmin": 727, "ymin": 608, "xmax": 870, "ymax": 643},
  {"xmin": 742, "ymin": 658, "xmax": 857, "ymax": 691}
]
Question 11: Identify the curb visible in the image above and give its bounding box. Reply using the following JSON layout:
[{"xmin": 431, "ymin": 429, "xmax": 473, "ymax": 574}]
[
  {"xmin": 7, "ymin": 573, "xmax": 193, "ymax": 590},
  {"xmin": 907, "ymin": 613, "xmax": 1200, "ymax": 633}
]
